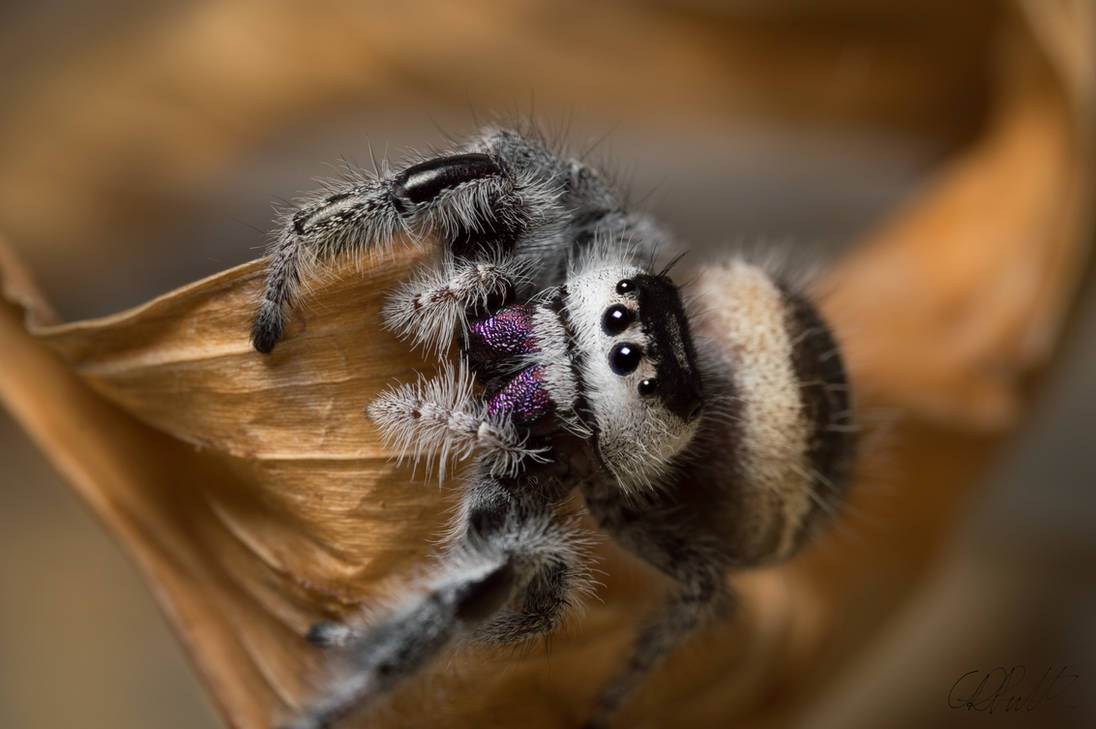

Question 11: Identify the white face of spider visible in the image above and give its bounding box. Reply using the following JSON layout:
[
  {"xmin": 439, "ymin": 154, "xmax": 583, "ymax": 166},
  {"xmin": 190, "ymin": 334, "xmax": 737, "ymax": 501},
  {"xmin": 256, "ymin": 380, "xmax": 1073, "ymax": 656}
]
[{"xmin": 564, "ymin": 262, "xmax": 704, "ymax": 490}]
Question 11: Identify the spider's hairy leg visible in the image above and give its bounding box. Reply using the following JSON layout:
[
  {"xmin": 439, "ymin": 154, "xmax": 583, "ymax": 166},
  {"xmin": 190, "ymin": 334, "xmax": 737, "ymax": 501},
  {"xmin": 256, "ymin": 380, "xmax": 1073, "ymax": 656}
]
[
  {"xmin": 585, "ymin": 575, "xmax": 728, "ymax": 729},
  {"xmin": 365, "ymin": 363, "xmax": 547, "ymax": 479},
  {"xmin": 252, "ymin": 129, "xmax": 569, "ymax": 353},
  {"xmin": 284, "ymin": 475, "xmax": 591, "ymax": 729},
  {"xmin": 381, "ymin": 253, "xmax": 531, "ymax": 355},
  {"xmin": 525, "ymin": 129, "xmax": 679, "ymax": 275},
  {"xmin": 283, "ymin": 557, "xmax": 514, "ymax": 729},
  {"xmin": 461, "ymin": 477, "xmax": 596, "ymax": 645},
  {"xmin": 581, "ymin": 488, "xmax": 732, "ymax": 729}
]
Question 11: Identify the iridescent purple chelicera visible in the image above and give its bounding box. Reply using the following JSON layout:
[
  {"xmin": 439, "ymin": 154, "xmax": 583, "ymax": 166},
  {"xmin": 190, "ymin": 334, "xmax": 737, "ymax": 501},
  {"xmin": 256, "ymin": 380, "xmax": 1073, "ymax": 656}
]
[
  {"xmin": 468, "ymin": 306, "xmax": 537, "ymax": 360},
  {"xmin": 486, "ymin": 365, "xmax": 553, "ymax": 425},
  {"xmin": 468, "ymin": 306, "xmax": 555, "ymax": 425}
]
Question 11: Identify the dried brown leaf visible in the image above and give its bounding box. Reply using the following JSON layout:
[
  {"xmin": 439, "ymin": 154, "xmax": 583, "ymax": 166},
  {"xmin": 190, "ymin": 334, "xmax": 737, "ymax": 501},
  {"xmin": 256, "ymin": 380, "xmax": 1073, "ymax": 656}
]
[{"xmin": 0, "ymin": 2, "xmax": 1091, "ymax": 728}]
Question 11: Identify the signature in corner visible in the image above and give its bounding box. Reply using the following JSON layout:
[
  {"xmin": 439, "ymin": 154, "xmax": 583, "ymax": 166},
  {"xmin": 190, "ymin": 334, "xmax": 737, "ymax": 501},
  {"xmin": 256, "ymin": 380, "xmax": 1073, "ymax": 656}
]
[{"xmin": 947, "ymin": 665, "xmax": 1081, "ymax": 714}]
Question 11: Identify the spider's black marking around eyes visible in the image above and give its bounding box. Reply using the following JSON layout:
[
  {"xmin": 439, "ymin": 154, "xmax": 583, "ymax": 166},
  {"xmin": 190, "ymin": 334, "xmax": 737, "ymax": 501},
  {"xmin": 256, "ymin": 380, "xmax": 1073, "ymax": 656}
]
[
  {"xmin": 638, "ymin": 378, "xmax": 658, "ymax": 396},
  {"xmin": 633, "ymin": 274, "xmax": 703, "ymax": 421},
  {"xmin": 615, "ymin": 279, "xmax": 635, "ymax": 295},
  {"xmin": 602, "ymin": 305, "xmax": 635, "ymax": 335},
  {"xmin": 608, "ymin": 342, "xmax": 643, "ymax": 375}
]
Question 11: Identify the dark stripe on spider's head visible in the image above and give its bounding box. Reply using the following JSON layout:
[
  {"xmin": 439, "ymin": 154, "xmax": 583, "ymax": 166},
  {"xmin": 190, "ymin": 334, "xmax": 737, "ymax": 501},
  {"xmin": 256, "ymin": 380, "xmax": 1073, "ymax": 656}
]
[{"xmin": 632, "ymin": 273, "xmax": 703, "ymax": 421}]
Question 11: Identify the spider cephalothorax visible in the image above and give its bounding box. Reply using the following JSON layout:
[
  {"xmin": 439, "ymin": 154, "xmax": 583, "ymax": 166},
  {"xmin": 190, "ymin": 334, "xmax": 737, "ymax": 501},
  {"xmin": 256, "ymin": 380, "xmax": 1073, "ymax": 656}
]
[
  {"xmin": 367, "ymin": 254, "xmax": 706, "ymax": 503},
  {"xmin": 250, "ymin": 127, "xmax": 855, "ymax": 729}
]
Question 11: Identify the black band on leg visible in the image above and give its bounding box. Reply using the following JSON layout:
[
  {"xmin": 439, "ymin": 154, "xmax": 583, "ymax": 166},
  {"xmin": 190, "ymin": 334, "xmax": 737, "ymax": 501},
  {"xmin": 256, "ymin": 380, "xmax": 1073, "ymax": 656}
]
[
  {"xmin": 394, "ymin": 153, "xmax": 526, "ymax": 258},
  {"xmin": 393, "ymin": 153, "xmax": 503, "ymax": 204}
]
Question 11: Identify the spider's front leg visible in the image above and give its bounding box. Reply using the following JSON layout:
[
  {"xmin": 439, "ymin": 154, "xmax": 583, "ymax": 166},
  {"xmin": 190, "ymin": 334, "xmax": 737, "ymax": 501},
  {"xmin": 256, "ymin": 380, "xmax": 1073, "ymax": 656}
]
[
  {"xmin": 284, "ymin": 474, "xmax": 591, "ymax": 729},
  {"xmin": 251, "ymin": 130, "xmax": 568, "ymax": 353}
]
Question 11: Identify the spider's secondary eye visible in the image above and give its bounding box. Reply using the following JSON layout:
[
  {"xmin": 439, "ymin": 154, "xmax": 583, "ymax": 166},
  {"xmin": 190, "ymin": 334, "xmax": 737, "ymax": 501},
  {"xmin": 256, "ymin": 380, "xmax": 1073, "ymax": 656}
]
[
  {"xmin": 638, "ymin": 378, "xmax": 658, "ymax": 396},
  {"xmin": 602, "ymin": 305, "xmax": 635, "ymax": 335},
  {"xmin": 615, "ymin": 279, "xmax": 636, "ymax": 295},
  {"xmin": 608, "ymin": 342, "xmax": 643, "ymax": 375}
]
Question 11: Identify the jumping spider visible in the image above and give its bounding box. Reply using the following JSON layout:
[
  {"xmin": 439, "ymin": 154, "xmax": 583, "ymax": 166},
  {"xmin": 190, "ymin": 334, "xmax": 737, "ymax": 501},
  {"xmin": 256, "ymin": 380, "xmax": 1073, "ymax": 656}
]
[{"xmin": 251, "ymin": 128, "xmax": 855, "ymax": 729}]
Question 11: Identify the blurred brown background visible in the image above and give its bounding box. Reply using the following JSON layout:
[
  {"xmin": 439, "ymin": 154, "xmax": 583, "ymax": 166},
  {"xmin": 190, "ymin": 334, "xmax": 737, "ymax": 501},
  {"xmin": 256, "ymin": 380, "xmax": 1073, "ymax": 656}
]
[{"xmin": 0, "ymin": 1, "xmax": 1093, "ymax": 728}]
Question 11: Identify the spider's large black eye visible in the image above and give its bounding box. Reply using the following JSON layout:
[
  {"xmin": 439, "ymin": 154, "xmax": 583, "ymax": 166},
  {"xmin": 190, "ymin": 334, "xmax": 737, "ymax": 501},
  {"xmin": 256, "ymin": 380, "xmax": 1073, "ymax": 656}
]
[
  {"xmin": 608, "ymin": 342, "xmax": 643, "ymax": 375},
  {"xmin": 615, "ymin": 279, "xmax": 636, "ymax": 295},
  {"xmin": 638, "ymin": 378, "xmax": 658, "ymax": 396},
  {"xmin": 602, "ymin": 304, "xmax": 635, "ymax": 335}
]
